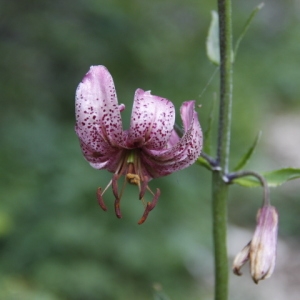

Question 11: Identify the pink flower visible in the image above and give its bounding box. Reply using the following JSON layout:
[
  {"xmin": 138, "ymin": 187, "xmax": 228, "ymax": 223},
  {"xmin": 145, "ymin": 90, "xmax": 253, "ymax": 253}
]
[
  {"xmin": 75, "ymin": 66, "xmax": 202, "ymax": 224},
  {"xmin": 233, "ymin": 205, "xmax": 278, "ymax": 283}
]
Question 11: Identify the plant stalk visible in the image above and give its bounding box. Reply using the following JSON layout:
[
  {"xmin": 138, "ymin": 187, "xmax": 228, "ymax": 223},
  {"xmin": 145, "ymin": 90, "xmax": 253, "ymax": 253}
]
[
  {"xmin": 212, "ymin": 172, "xmax": 229, "ymax": 300},
  {"xmin": 212, "ymin": 0, "xmax": 233, "ymax": 299}
]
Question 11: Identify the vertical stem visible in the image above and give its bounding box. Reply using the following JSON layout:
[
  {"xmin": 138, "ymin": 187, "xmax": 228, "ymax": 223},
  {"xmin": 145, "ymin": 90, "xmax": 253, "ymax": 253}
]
[
  {"xmin": 212, "ymin": 172, "xmax": 229, "ymax": 300},
  {"xmin": 212, "ymin": 0, "xmax": 233, "ymax": 300},
  {"xmin": 217, "ymin": 0, "xmax": 233, "ymax": 171}
]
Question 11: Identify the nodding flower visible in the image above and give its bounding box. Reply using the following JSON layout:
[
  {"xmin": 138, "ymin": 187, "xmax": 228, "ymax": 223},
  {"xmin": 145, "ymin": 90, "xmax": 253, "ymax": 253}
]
[{"xmin": 75, "ymin": 65, "xmax": 202, "ymax": 224}]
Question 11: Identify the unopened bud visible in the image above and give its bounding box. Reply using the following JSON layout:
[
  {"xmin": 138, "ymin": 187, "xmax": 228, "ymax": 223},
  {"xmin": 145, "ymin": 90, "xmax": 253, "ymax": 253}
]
[{"xmin": 233, "ymin": 205, "xmax": 278, "ymax": 284}]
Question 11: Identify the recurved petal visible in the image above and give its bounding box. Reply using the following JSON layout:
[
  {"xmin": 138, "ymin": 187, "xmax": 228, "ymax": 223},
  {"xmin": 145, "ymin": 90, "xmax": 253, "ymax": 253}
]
[
  {"xmin": 75, "ymin": 65, "xmax": 124, "ymax": 154},
  {"xmin": 232, "ymin": 242, "xmax": 251, "ymax": 276},
  {"xmin": 180, "ymin": 99, "xmax": 197, "ymax": 131},
  {"xmin": 166, "ymin": 129, "xmax": 180, "ymax": 148},
  {"xmin": 126, "ymin": 89, "xmax": 175, "ymax": 149},
  {"xmin": 77, "ymin": 139, "xmax": 123, "ymax": 171},
  {"xmin": 141, "ymin": 101, "xmax": 202, "ymax": 178}
]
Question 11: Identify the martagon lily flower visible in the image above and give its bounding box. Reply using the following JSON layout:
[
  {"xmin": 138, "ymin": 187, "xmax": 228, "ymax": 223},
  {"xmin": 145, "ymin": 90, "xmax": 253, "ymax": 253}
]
[{"xmin": 75, "ymin": 65, "xmax": 202, "ymax": 224}]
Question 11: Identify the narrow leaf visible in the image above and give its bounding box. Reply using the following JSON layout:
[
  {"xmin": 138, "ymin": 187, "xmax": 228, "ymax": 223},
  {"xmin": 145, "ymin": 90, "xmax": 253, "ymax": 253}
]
[
  {"xmin": 233, "ymin": 168, "xmax": 300, "ymax": 187},
  {"xmin": 233, "ymin": 3, "xmax": 265, "ymax": 61},
  {"xmin": 233, "ymin": 131, "xmax": 262, "ymax": 171},
  {"xmin": 197, "ymin": 156, "xmax": 212, "ymax": 171},
  {"xmin": 206, "ymin": 11, "xmax": 220, "ymax": 65}
]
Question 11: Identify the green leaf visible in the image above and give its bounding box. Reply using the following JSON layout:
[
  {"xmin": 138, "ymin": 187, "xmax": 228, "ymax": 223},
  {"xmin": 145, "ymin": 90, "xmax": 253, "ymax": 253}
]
[
  {"xmin": 206, "ymin": 11, "xmax": 234, "ymax": 65},
  {"xmin": 233, "ymin": 3, "xmax": 265, "ymax": 61},
  {"xmin": 206, "ymin": 11, "xmax": 220, "ymax": 65},
  {"xmin": 233, "ymin": 131, "xmax": 262, "ymax": 171},
  {"xmin": 233, "ymin": 168, "xmax": 300, "ymax": 187},
  {"xmin": 197, "ymin": 156, "xmax": 212, "ymax": 171}
]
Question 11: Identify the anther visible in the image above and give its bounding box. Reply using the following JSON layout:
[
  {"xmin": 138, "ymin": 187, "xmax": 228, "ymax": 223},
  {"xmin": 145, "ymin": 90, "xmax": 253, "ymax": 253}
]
[
  {"xmin": 112, "ymin": 174, "xmax": 119, "ymax": 199},
  {"xmin": 112, "ymin": 174, "xmax": 123, "ymax": 219},
  {"xmin": 138, "ymin": 188, "xmax": 160, "ymax": 225},
  {"xmin": 114, "ymin": 197, "xmax": 122, "ymax": 218},
  {"xmin": 96, "ymin": 187, "xmax": 107, "ymax": 211},
  {"xmin": 139, "ymin": 175, "xmax": 149, "ymax": 200}
]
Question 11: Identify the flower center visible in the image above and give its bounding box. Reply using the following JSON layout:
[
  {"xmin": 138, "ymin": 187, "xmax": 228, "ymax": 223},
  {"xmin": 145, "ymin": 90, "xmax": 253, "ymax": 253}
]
[{"xmin": 96, "ymin": 150, "xmax": 160, "ymax": 224}]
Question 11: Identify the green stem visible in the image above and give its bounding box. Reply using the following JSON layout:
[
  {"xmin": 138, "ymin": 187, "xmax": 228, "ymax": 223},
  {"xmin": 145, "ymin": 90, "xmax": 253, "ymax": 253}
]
[
  {"xmin": 212, "ymin": 0, "xmax": 233, "ymax": 299},
  {"xmin": 212, "ymin": 172, "xmax": 229, "ymax": 300},
  {"xmin": 216, "ymin": 0, "xmax": 233, "ymax": 170}
]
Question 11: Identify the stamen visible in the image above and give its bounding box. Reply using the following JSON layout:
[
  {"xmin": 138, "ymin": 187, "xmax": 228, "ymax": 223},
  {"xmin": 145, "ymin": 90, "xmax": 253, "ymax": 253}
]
[
  {"xmin": 114, "ymin": 197, "xmax": 121, "ymax": 218},
  {"xmin": 96, "ymin": 153, "xmax": 161, "ymax": 224},
  {"xmin": 138, "ymin": 188, "xmax": 161, "ymax": 225},
  {"xmin": 112, "ymin": 174, "xmax": 119, "ymax": 199},
  {"xmin": 139, "ymin": 175, "xmax": 149, "ymax": 200},
  {"xmin": 112, "ymin": 174, "xmax": 122, "ymax": 218},
  {"xmin": 96, "ymin": 179, "xmax": 112, "ymax": 211},
  {"xmin": 96, "ymin": 187, "xmax": 107, "ymax": 211},
  {"xmin": 140, "ymin": 197, "xmax": 147, "ymax": 206}
]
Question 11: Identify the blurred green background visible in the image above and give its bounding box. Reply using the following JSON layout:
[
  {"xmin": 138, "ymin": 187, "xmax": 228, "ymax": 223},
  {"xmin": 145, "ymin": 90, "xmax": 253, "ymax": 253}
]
[{"xmin": 1, "ymin": 0, "xmax": 300, "ymax": 299}]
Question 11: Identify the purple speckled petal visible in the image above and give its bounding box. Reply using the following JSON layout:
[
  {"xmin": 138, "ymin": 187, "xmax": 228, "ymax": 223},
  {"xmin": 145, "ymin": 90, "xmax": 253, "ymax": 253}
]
[
  {"xmin": 141, "ymin": 101, "xmax": 202, "ymax": 178},
  {"xmin": 75, "ymin": 65, "xmax": 124, "ymax": 152},
  {"xmin": 166, "ymin": 129, "xmax": 180, "ymax": 148},
  {"xmin": 75, "ymin": 66, "xmax": 202, "ymax": 181},
  {"xmin": 126, "ymin": 89, "xmax": 175, "ymax": 149},
  {"xmin": 75, "ymin": 66, "xmax": 126, "ymax": 169},
  {"xmin": 78, "ymin": 139, "xmax": 124, "ymax": 172},
  {"xmin": 180, "ymin": 100, "xmax": 196, "ymax": 131}
]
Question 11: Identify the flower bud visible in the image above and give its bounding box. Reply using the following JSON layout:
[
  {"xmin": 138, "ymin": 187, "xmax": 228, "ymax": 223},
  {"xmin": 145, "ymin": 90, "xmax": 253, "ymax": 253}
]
[{"xmin": 233, "ymin": 205, "xmax": 278, "ymax": 284}]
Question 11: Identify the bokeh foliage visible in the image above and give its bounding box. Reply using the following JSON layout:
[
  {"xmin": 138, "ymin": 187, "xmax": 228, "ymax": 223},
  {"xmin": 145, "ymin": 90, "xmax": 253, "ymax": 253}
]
[{"xmin": 1, "ymin": 0, "xmax": 300, "ymax": 299}]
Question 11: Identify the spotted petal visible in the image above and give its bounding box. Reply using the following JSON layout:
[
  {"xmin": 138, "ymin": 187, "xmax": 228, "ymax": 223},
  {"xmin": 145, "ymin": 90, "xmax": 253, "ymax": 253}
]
[
  {"xmin": 78, "ymin": 139, "xmax": 125, "ymax": 172},
  {"xmin": 75, "ymin": 65, "xmax": 124, "ymax": 168},
  {"xmin": 126, "ymin": 89, "xmax": 175, "ymax": 149},
  {"xmin": 142, "ymin": 101, "xmax": 202, "ymax": 178}
]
